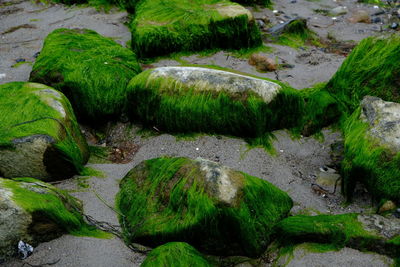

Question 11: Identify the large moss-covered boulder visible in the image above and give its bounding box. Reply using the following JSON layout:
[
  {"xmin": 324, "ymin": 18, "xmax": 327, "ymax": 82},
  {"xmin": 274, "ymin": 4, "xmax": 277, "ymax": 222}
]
[
  {"xmin": 0, "ymin": 82, "xmax": 89, "ymax": 181},
  {"xmin": 127, "ymin": 66, "xmax": 303, "ymax": 138},
  {"xmin": 0, "ymin": 177, "xmax": 104, "ymax": 260},
  {"xmin": 30, "ymin": 28, "xmax": 142, "ymax": 123},
  {"xmin": 326, "ymin": 35, "xmax": 400, "ymax": 111},
  {"xmin": 117, "ymin": 157, "xmax": 293, "ymax": 257},
  {"xmin": 275, "ymin": 213, "xmax": 400, "ymax": 258},
  {"xmin": 141, "ymin": 242, "xmax": 213, "ymax": 267},
  {"xmin": 341, "ymin": 96, "xmax": 400, "ymax": 202},
  {"xmin": 130, "ymin": 0, "xmax": 261, "ymax": 58}
]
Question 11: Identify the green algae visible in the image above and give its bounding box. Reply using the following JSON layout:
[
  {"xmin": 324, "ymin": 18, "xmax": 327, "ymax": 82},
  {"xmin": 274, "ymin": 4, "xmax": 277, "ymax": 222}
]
[
  {"xmin": 141, "ymin": 242, "xmax": 213, "ymax": 267},
  {"xmin": 325, "ymin": 35, "xmax": 400, "ymax": 113},
  {"xmin": 0, "ymin": 82, "xmax": 89, "ymax": 179},
  {"xmin": 116, "ymin": 157, "xmax": 293, "ymax": 257},
  {"xmin": 1, "ymin": 177, "xmax": 109, "ymax": 238},
  {"xmin": 126, "ymin": 67, "xmax": 304, "ymax": 144},
  {"xmin": 30, "ymin": 28, "xmax": 141, "ymax": 123},
  {"xmin": 81, "ymin": 166, "xmax": 106, "ymax": 178},
  {"xmin": 130, "ymin": 0, "xmax": 261, "ymax": 58},
  {"xmin": 341, "ymin": 108, "xmax": 400, "ymax": 202}
]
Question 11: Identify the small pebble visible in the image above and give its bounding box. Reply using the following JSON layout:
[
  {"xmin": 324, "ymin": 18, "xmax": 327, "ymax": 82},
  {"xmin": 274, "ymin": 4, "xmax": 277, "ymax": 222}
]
[
  {"xmin": 0, "ymin": 73, "xmax": 6, "ymax": 79},
  {"xmin": 290, "ymin": 0, "xmax": 297, "ymax": 3},
  {"xmin": 390, "ymin": 22, "xmax": 398, "ymax": 29},
  {"xmin": 15, "ymin": 58, "xmax": 25, "ymax": 63},
  {"xmin": 371, "ymin": 17, "xmax": 382, "ymax": 23},
  {"xmin": 196, "ymin": 147, "xmax": 199, "ymax": 151}
]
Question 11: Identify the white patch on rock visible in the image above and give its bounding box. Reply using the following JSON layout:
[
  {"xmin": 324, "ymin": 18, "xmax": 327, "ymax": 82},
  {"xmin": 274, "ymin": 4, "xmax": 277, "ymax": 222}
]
[
  {"xmin": 195, "ymin": 157, "xmax": 238, "ymax": 204},
  {"xmin": 35, "ymin": 89, "xmax": 66, "ymax": 118},
  {"xmin": 360, "ymin": 96, "xmax": 400, "ymax": 152},
  {"xmin": 149, "ymin": 67, "xmax": 281, "ymax": 104}
]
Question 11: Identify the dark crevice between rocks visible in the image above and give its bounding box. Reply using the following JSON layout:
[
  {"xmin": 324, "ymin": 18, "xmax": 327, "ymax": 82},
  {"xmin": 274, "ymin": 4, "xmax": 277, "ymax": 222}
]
[{"xmin": 43, "ymin": 145, "xmax": 77, "ymax": 180}]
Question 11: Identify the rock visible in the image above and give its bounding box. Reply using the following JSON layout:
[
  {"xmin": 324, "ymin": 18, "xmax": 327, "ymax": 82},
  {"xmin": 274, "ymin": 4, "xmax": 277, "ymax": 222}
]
[
  {"xmin": 349, "ymin": 10, "xmax": 370, "ymax": 23},
  {"xmin": 117, "ymin": 157, "xmax": 293, "ymax": 257},
  {"xmin": 141, "ymin": 242, "xmax": 212, "ymax": 267},
  {"xmin": 130, "ymin": 0, "xmax": 261, "ymax": 58},
  {"xmin": 0, "ymin": 82, "xmax": 89, "ymax": 181},
  {"xmin": 275, "ymin": 213, "xmax": 400, "ymax": 258},
  {"xmin": 127, "ymin": 66, "xmax": 303, "ymax": 138},
  {"xmin": 390, "ymin": 22, "xmax": 398, "ymax": 29},
  {"xmin": 316, "ymin": 171, "xmax": 341, "ymax": 187},
  {"xmin": 379, "ymin": 200, "xmax": 397, "ymax": 214},
  {"xmin": 248, "ymin": 53, "xmax": 277, "ymax": 71},
  {"xmin": 341, "ymin": 96, "xmax": 400, "ymax": 201},
  {"xmin": 371, "ymin": 17, "xmax": 382, "ymax": 23},
  {"xmin": 331, "ymin": 6, "xmax": 348, "ymax": 16},
  {"xmin": 29, "ymin": 28, "xmax": 141, "ymax": 123},
  {"xmin": 276, "ymin": 243, "xmax": 394, "ymax": 267},
  {"xmin": 267, "ymin": 17, "xmax": 307, "ymax": 36},
  {"xmin": 0, "ymin": 177, "xmax": 93, "ymax": 260}
]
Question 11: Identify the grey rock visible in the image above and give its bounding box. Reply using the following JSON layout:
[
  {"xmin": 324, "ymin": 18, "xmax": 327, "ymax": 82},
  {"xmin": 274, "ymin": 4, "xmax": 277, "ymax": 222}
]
[
  {"xmin": 331, "ymin": 6, "xmax": 348, "ymax": 16},
  {"xmin": 360, "ymin": 96, "xmax": 400, "ymax": 153},
  {"xmin": 276, "ymin": 243, "xmax": 394, "ymax": 267},
  {"xmin": 147, "ymin": 66, "xmax": 282, "ymax": 103}
]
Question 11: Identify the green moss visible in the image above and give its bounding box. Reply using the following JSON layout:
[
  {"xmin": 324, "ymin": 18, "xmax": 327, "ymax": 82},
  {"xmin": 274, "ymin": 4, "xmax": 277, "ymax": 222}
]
[
  {"xmin": 88, "ymin": 145, "xmax": 112, "ymax": 164},
  {"xmin": 274, "ymin": 213, "xmax": 400, "ymax": 257},
  {"xmin": 130, "ymin": 0, "xmax": 261, "ymax": 58},
  {"xmin": 30, "ymin": 28, "xmax": 142, "ymax": 123},
  {"xmin": 141, "ymin": 242, "xmax": 213, "ymax": 267},
  {"xmin": 117, "ymin": 157, "xmax": 293, "ymax": 257},
  {"xmin": 11, "ymin": 61, "xmax": 32, "ymax": 68},
  {"xmin": 1, "ymin": 177, "xmax": 109, "ymax": 238},
  {"xmin": 228, "ymin": 44, "xmax": 274, "ymax": 59},
  {"xmin": 127, "ymin": 67, "xmax": 304, "ymax": 144},
  {"xmin": 341, "ymin": 108, "xmax": 400, "ymax": 202},
  {"xmin": 80, "ymin": 166, "xmax": 105, "ymax": 178},
  {"xmin": 0, "ymin": 82, "xmax": 89, "ymax": 178},
  {"xmin": 325, "ymin": 35, "xmax": 400, "ymax": 113},
  {"xmin": 268, "ymin": 19, "xmax": 322, "ymax": 49}
]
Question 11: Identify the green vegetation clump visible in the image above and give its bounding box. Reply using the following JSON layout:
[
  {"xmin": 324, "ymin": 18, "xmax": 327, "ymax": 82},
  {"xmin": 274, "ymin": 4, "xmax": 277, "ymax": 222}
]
[
  {"xmin": 141, "ymin": 242, "xmax": 213, "ymax": 267},
  {"xmin": 274, "ymin": 214, "xmax": 400, "ymax": 258},
  {"xmin": 126, "ymin": 67, "xmax": 304, "ymax": 143},
  {"xmin": 325, "ymin": 35, "xmax": 400, "ymax": 112},
  {"xmin": 341, "ymin": 108, "xmax": 400, "ymax": 202},
  {"xmin": 1, "ymin": 177, "xmax": 108, "ymax": 238},
  {"xmin": 0, "ymin": 82, "xmax": 89, "ymax": 179},
  {"xmin": 30, "ymin": 28, "xmax": 141, "ymax": 123},
  {"xmin": 130, "ymin": 0, "xmax": 262, "ymax": 58},
  {"xmin": 117, "ymin": 157, "xmax": 293, "ymax": 257}
]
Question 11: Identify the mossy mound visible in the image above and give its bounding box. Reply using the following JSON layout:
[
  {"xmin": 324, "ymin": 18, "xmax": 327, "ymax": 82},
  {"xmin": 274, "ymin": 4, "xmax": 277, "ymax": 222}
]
[
  {"xmin": 141, "ymin": 242, "xmax": 213, "ymax": 267},
  {"xmin": 275, "ymin": 213, "xmax": 400, "ymax": 258},
  {"xmin": 0, "ymin": 177, "xmax": 106, "ymax": 260},
  {"xmin": 30, "ymin": 28, "xmax": 141, "ymax": 123},
  {"xmin": 127, "ymin": 66, "xmax": 304, "ymax": 139},
  {"xmin": 325, "ymin": 35, "xmax": 400, "ymax": 112},
  {"xmin": 0, "ymin": 82, "xmax": 89, "ymax": 181},
  {"xmin": 117, "ymin": 157, "xmax": 293, "ymax": 257},
  {"xmin": 130, "ymin": 0, "xmax": 261, "ymax": 58},
  {"xmin": 341, "ymin": 96, "xmax": 400, "ymax": 202}
]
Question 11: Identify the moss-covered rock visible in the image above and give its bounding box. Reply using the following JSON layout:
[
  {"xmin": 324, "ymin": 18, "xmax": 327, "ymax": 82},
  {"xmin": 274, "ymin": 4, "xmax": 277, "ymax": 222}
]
[
  {"xmin": 117, "ymin": 157, "xmax": 293, "ymax": 257},
  {"xmin": 30, "ymin": 28, "xmax": 142, "ymax": 123},
  {"xmin": 341, "ymin": 96, "xmax": 400, "ymax": 202},
  {"xmin": 130, "ymin": 0, "xmax": 261, "ymax": 58},
  {"xmin": 127, "ymin": 66, "xmax": 304, "ymax": 139},
  {"xmin": 0, "ymin": 82, "xmax": 89, "ymax": 181},
  {"xmin": 0, "ymin": 177, "xmax": 105, "ymax": 260},
  {"xmin": 141, "ymin": 242, "xmax": 213, "ymax": 267},
  {"xmin": 326, "ymin": 35, "xmax": 400, "ymax": 112},
  {"xmin": 274, "ymin": 213, "xmax": 400, "ymax": 258}
]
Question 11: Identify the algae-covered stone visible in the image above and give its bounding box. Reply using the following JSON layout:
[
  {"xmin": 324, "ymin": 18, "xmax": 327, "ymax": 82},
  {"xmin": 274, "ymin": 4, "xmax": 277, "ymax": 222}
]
[
  {"xmin": 30, "ymin": 28, "xmax": 141, "ymax": 122},
  {"xmin": 117, "ymin": 157, "xmax": 293, "ymax": 257},
  {"xmin": 141, "ymin": 242, "xmax": 213, "ymax": 267},
  {"xmin": 0, "ymin": 82, "xmax": 89, "ymax": 181},
  {"xmin": 341, "ymin": 96, "xmax": 400, "ymax": 202},
  {"xmin": 275, "ymin": 213, "xmax": 400, "ymax": 258},
  {"xmin": 326, "ymin": 35, "xmax": 400, "ymax": 111},
  {"xmin": 275, "ymin": 243, "xmax": 394, "ymax": 267},
  {"xmin": 0, "ymin": 177, "xmax": 100, "ymax": 260},
  {"xmin": 127, "ymin": 66, "xmax": 304, "ymax": 138},
  {"xmin": 130, "ymin": 0, "xmax": 261, "ymax": 58}
]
